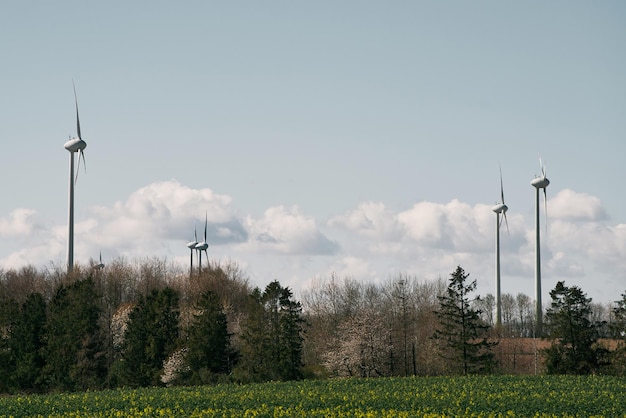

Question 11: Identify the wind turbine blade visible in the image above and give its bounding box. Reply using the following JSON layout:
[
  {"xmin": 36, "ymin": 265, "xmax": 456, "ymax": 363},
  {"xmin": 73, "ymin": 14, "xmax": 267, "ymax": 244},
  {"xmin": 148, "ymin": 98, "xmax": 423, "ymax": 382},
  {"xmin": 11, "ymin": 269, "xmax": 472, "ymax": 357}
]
[
  {"xmin": 74, "ymin": 149, "xmax": 86, "ymax": 183},
  {"xmin": 73, "ymin": 80, "xmax": 82, "ymax": 140},
  {"xmin": 75, "ymin": 153, "xmax": 81, "ymax": 183},
  {"xmin": 503, "ymin": 212, "xmax": 510, "ymax": 234},
  {"xmin": 194, "ymin": 225, "xmax": 198, "ymax": 242},
  {"xmin": 499, "ymin": 165, "xmax": 505, "ymax": 204},
  {"xmin": 80, "ymin": 149, "xmax": 86, "ymax": 172},
  {"xmin": 204, "ymin": 212, "xmax": 208, "ymax": 241}
]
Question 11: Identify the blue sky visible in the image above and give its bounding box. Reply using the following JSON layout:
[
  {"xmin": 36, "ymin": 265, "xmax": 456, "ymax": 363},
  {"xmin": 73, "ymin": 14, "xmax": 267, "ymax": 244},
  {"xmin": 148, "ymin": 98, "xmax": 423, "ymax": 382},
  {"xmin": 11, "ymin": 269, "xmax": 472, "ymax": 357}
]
[{"xmin": 1, "ymin": 1, "xmax": 625, "ymax": 304}]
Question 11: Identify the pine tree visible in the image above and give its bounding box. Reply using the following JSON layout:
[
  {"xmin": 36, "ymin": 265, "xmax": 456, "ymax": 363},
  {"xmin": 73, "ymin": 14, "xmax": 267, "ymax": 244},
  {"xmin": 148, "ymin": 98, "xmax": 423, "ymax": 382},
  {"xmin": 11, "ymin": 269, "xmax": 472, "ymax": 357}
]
[
  {"xmin": 120, "ymin": 287, "xmax": 179, "ymax": 387},
  {"xmin": 433, "ymin": 266, "xmax": 497, "ymax": 375},
  {"xmin": 41, "ymin": 278, "xmax": 106, "ymax": 391},
  {"xmin": 276, "ymin": 284, "xmax": 305, "ymax": 380},
  {"xmin": 544, "ymin": 281, "xmax": 604, "ymax": 374},
  {"xmin": 0, "ymin": 298, "xmax": 19, "ymax": 393},
  {"xmin": 10, "ymin": 293, "xmax": 47, "ymax": 392},
  {"xmin": 182, "ymin": 290, "xmax": 232, "ymax": 384},
  {"xmin": 609, "ymin": 292, "xmax": 626, "ymax": 374},
  {"xmin": 234, "ymin": 281, "xmax": 305, "ymax": 382}
]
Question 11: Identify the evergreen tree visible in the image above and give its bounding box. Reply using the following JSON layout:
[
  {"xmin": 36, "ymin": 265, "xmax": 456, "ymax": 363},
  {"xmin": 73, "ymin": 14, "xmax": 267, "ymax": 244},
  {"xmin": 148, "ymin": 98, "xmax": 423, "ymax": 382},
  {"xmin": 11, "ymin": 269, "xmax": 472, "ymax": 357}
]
[
  {"xmin": 41, "ymin": 278, "xmax": 106, "ymax": 391},
  {"xmin": 543, "ymin": 281, "xmax": 605, "ymax": 374},
  {"xmin": 9, "ymin": 293, "xmax": 47, "ymax": 392},
  {"xmin": 182, "ymin": 290, "xmax": 232, "ymax": 384},
  {"xmin": 120, "ymin": 287, "xmax": 179, "ymax": 387},
  {"xmin": 275, "ymin": 283, "xmax": 305, "ymax": 380},
  {"xmin": 609, "ymin": 292, "xmax": 626, "ymax": 374},
  {"xmin": 433, "ymin": 266, "xmax": 497, "ymax": 375},
  {"xmin": 612, "ymin": 292, "xmax": 626, "ymax": 338},
  {"xmin": 234, "ymin": 288, "xmax": 270, "ymax": 382},
  {"xmin": 0, "ymin": 298, "xmax": 19, "ymax": 393},
  {"xmin": 235, "ymin": 281, "xmax": 305, "ymax": 382}
]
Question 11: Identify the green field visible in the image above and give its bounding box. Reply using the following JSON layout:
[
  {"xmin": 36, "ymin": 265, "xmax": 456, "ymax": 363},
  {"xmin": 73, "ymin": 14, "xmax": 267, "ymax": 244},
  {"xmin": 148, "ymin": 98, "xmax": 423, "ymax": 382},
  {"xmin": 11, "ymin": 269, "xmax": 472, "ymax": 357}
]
[{"xmin": 1, "ymin": 375, "xmax": 625, "ymax": 417}]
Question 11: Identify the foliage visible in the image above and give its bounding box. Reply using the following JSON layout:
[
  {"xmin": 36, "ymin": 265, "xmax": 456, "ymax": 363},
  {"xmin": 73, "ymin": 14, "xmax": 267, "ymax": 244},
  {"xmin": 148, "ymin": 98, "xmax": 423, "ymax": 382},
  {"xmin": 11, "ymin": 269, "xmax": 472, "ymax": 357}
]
[
  {"xmin": 6, "ymin": 259, "xmax": 626, "ymax": 396},
  {"xmin": 41, "ymin": 278, "xmax": 106, "ymax": 392},
  {"xmin": 608, "ymin": 292, "xmax": 626, "ymax": 374},
  {"xmin": 9, "ymin": 293, "xmax": 47, "ymax": 392},
  {"xmin": 543, "ymin": 281, "xmax": 605, "ymax": 374},
  {"xmin": 323, "ymin": 305, "xmax": 391, "ymax": 377},
  {"xmin": 1, "ymin": 375, "xmax": 626, "ymax": 417},
  {"xmin": 0, "ymin": 297, "xmax": 19, "ymax": 393},
  {"xmin": 433, "ymin": 266, "xmax": 497, "ymax": 375},
  {"xmin": 180, "ymin": 290, "xmax": 233, "ymax": 384},
  {"xmin": 612, "ymin": 292, "xmax": 626, "ymax": 338},
  {"xmin": 119, "ymin": 287, "xmax": 180, "ymax": 387},
  {"xmin": 234, "ymin": 281, "xmax": 305, "ymax": 382}
]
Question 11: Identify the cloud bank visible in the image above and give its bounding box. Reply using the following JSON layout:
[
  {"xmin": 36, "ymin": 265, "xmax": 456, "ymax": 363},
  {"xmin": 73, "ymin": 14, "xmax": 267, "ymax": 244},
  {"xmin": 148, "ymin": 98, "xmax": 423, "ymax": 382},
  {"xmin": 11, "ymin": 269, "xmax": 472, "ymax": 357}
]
[{"xmin": 1, "ymin": 182, "xmax": 624, "ymax": 303}]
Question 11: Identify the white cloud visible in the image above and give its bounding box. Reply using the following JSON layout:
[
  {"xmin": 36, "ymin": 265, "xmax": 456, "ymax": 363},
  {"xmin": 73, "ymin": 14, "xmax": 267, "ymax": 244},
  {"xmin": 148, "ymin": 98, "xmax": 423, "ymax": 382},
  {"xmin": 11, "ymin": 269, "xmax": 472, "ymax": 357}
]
[
  {"xmin": 332, "ymin": 199, "xmax": 493, "ymax": 254},
  {"xmin": 327, "ymin": 256, "xmax": 374, "ymax": 281},
  {"xmin": 549, "ymin": 189, "xmax": 608, "ymax": 221},
  {"xmin": 1, "ymin": 182, "xmax": 625, "ymax": 303},
  {"xmin": 90, "ymin": 180, "xmax": 247, "ymax": 251},
  {"xmin": 0, "ymin": 208, "xmax": 39, "ymax": 237},
  {"xmin": 242, "ymin": 205, "xmax": 338, "ymax": 255},
  {"xmin": 329, "ymin": 202, "xmax": 402, "ymax": 240}
]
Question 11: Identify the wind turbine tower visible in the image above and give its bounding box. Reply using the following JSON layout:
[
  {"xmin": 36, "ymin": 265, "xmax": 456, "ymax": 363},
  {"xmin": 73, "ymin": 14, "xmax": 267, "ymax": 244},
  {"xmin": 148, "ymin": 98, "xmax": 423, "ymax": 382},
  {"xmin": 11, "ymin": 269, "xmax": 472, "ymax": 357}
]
[
  {"xmin": 531, "ymin": 159, "xmax": 550, "ymax": 337},
  {"xmin": 63, "ymin": 82, "xmax": 87, "ymax": 274},
  {"xmin": 186, "ymin": 226, "xmax": 198, "ymax": 277},
  {"xmin": 195, "ymin": 213, "xmax": 209, "ymax": 274},
  {"xmin": 491, "ymin": 166, "xmax": 508, "ymax": 329}
]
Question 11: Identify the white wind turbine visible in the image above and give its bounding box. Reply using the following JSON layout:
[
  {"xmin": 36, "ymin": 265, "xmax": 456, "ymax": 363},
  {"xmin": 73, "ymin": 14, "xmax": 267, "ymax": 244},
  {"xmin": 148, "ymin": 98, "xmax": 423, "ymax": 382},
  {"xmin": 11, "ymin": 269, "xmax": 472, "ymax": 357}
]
[
  {"xmin": 531, "ymin": 157, "xmax": 550, "ymax": 337},
  {"xmin": 63, "ymin": 82, "xmax": 87, "ymax": 274},
  {"xmin": 195, "ymin": 213, "xmax": 209, "ymax": 274},
  {"xmin": 94, "ymin": 251, "xmax": 105, "ymax": 270},
  {"xmin": 491, "ymin": 166, "xmax": 509, "ymax": 329},
  {"xmin": 186, "ymin": 225, "xmax": 198, "ymax": 277}
]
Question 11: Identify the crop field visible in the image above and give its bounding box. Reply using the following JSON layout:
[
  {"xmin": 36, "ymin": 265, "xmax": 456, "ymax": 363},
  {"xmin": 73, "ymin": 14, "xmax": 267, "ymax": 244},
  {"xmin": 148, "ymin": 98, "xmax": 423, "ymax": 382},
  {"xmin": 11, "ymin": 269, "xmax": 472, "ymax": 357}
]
[{"xmin": 1, "ymin": 375, "xmax": 625, "ymax": 417}]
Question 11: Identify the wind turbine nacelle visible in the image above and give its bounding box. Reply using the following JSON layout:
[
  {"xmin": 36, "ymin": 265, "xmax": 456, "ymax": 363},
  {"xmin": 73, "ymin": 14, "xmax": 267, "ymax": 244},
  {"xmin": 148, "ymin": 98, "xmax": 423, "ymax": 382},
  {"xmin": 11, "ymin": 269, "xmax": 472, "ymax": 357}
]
[
  {"xmin": 196, "ymin": 242, "xmax": 208, "ymax": 251},
  {"xmin": 186, "ymin": 241, "xmax": 198, "ymax": 249},
  {"xmin": 531, "ymin": 177, "xmax": 550, "ymax": 189},
  {"xmin": 492, "ymin": 203, "xmax": 508, "ymax": 214},
  {"xmin": 64, "ymin": 137, "xmax": 87, "ymax": 152}
]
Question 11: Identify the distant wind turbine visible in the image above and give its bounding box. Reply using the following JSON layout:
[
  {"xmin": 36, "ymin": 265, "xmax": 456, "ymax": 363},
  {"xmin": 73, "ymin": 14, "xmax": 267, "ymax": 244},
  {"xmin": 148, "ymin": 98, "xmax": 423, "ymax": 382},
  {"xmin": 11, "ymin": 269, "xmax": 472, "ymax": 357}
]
[
  {"xmin": 531, "ymin": 157, "xmax": 550, "ymax": 337},
  {"xmin": 94, "ymin": 251, "xmax": 105, "ymax": 270},
  {"xmin": 195, "ymin": 213, "xmax": 209, "ymax": 274},
  {"xmin": 491, "ymin": 166, "xmax": 509, "ymax": 329},
  {"xmin": 63, "ymin": 81, "xmax": 87, "ymax": 274},
  {"xmin": 186, "ymin": 225, "xmax": 198, "ymax": 277}
]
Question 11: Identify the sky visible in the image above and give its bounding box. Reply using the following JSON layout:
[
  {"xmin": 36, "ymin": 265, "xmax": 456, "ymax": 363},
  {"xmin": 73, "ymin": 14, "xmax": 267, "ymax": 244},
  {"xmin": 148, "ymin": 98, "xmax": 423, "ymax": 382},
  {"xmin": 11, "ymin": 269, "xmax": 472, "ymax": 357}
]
[{"xmin": 1, "ymin": 1, "xmax": 625, "ymax": 304}]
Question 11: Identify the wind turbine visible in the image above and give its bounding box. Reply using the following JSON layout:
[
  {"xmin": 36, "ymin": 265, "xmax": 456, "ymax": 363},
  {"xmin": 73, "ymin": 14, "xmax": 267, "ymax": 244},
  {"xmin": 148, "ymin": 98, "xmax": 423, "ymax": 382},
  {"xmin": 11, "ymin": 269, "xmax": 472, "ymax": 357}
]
[
  {"xmin": 186, "ymin": 225, "xmax": 198, "ymax": 277},
  {"xmin": 531, "ymin": 157, "xmax": 550, "ymax": 337},
  {"xmin": 63, "ymin": 81, "xmax": 87, "ymax": 274},
  {"xmin": 94, "ymin": 251, "xmax": 105, "ymax": 270},
  {"xmin": 491, "ymin": 166, "xmax": 508, "ymax": 329},
  {"xmin": 195, "ymin": 213, "xmax": 209, "ymax": 274}
]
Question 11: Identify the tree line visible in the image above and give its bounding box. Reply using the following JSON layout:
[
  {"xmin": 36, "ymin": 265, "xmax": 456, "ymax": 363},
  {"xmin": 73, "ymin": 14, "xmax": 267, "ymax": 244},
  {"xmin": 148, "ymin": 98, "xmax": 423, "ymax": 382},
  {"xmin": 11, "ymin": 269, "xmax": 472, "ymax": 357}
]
[{"xmin": 1, "ymin": 258, "xmax": 626, "ymax": 394}]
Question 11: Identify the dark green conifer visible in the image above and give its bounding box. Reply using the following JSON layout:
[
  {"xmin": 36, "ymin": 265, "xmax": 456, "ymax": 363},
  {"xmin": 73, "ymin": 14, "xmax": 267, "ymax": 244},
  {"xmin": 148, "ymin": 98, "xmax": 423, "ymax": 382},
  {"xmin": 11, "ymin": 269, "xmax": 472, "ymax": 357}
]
[{"xmin": 433, "ymin": 266, "xmax": 497, "ymax": 375}]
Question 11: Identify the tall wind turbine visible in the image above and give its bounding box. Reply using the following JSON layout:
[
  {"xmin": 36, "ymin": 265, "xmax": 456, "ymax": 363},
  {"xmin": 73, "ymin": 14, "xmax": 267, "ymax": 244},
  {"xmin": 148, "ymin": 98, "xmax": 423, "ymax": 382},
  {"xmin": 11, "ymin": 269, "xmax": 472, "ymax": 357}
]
[
  {"xmin": 195, "ymin": 213, "xmax": 209, "ymax": 274},
  {"xmin": 186, "ymin": 225, "xmax": 198, "ymax": 277},
  {"xmin": 491, "ymin": 166, "xmax": 508, "ymax": 329},
  {"xmin": 94, "ymin": 251, "xmax": 105, "ymax": 270},
  {"xmin": 531, "ymin": 158, "xmax": 550, "ymax": 337},
  {"xmin": 63, "ymin": 82, "xmax": 87, "ymax": 274}
]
